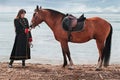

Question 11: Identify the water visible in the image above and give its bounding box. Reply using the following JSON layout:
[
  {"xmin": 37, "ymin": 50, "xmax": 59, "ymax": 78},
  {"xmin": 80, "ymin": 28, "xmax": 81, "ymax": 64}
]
[{"xmin": 0, "ymin": 13, "xmax": 120, "ymax": 65}]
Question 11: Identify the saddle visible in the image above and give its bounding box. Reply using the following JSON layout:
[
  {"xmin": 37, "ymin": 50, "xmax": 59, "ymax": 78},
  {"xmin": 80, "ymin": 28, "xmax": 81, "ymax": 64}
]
[
  {"xmin": 62, "ymin": 14, "xmax": 86, "ymax": 32},
  {"xmin": 62, "ymin": 14, "xmax": 86, "ymax": 41}
]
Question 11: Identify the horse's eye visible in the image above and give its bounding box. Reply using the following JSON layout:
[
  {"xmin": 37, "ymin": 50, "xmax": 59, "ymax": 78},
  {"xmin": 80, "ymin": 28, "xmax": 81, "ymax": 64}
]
[{"xmin": 33, "ymin": 13, "xmax": 38, "ymax": 19}]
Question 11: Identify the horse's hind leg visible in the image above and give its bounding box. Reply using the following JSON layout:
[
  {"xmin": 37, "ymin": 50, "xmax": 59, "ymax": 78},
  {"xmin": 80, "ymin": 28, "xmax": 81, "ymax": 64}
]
[{"xmin": 96, "ymin": 40, "xmax": 105, "ymax": 70}]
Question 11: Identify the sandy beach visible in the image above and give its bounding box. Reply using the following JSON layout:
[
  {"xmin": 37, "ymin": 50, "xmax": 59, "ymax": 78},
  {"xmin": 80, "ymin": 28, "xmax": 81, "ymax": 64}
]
[{"xmin": 0, "ymin": 62, "xmax": 120, "ymax": 80}]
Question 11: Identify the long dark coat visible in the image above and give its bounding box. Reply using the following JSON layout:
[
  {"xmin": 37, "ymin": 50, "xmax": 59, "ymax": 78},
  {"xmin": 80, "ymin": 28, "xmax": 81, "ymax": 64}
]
[{"xmin": 10, "ymin": 18, "xmax": 32, "ymax": 60}]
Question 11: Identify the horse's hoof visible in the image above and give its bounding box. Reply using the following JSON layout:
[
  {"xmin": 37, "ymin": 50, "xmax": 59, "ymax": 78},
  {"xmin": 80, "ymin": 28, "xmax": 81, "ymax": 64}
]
[
  {"xmin": 95, "ymin": 68, "xmax": 102, "ymax": 71},
  {"xmin": 62, "ymin": 65, "xmax": 67, "ymax": 69},
  {"xmin": 63, "ymin": 63, "xmax": 67, "ymax": 68},
  {"xmin": 68, "ymin": 66, "xmax": 74, "ymax": 70},
  {"xmin": 8, "ymin": 64, "xmax": 13, "ymax": 68},
  {"xmin": 62, "ymin": 65, "xmax": 66, "ymax": 68},
  {"xmin": 103, "ymin": 65, "xmax": 108, "ymax": 68}
]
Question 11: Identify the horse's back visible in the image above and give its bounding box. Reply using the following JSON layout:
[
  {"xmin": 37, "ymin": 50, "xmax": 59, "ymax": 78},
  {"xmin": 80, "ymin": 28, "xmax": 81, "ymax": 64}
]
[{"xmin": 87, "ymin": 17, "xmax": 109, "ymax": 24}]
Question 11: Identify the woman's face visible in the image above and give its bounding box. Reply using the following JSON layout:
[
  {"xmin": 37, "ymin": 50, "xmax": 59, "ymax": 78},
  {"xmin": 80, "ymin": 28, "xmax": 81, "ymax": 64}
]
[{"xmin": 21, "ymin": 13, "xmax": 25, "ymax": 18}]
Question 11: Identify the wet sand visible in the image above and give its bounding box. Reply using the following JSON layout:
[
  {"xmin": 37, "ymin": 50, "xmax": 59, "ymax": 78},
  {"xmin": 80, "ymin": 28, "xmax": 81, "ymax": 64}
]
[{"xmin": 0, "ymin": 62, "xmax": 120, "ymax": 80}]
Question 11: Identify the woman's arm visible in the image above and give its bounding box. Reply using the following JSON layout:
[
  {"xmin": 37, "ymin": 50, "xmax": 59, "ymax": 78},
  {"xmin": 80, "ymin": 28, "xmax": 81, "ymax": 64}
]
[
  {"xmin": 14, "ymin": 19, "xmax": 23, "ymax": 34},
  {"xmin": 24, "ymin": 18, "xmax": 33, "ymax": 42}
]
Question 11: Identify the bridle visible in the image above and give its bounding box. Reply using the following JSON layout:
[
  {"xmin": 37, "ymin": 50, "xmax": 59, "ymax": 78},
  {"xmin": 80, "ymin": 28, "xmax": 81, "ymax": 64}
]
[
  {"xmin": 29, "ymin": 21, "xmax": 40, "ymax": 29},
  {"xmin": 30, "ymin": 11, "xmax": 43, "ymax": 29}
]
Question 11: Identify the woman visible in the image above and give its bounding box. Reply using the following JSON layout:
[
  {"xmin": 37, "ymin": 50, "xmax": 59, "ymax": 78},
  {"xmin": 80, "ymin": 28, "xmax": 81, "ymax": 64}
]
[{"xmin": 8, "ymin": 9, "xmax": 32, "ymax": 68}]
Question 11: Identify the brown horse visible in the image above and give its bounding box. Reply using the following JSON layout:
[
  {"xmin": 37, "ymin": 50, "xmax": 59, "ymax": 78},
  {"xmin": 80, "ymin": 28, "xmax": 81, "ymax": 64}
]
[{"xmin": 30, "ymin": 6, "xmax": 112, "ymax": 70}]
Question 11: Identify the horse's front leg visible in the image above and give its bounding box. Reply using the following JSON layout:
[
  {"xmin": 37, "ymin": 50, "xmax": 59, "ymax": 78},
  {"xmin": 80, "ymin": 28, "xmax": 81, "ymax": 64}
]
[
  {"xmin": 65, "ymin": 44, "xmax": 74, "ymax": 69},
  {"xmin": 61, "ymin": 46, "xmax": 67, "ymax": 67},
  {"xmin": 60, "ymin": 41, "xmax": 74, "ymax": 69}
]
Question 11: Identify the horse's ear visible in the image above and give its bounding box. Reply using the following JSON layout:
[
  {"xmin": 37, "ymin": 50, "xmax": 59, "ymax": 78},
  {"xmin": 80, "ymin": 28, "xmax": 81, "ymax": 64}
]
[
  {"xmin": 40, "ymin": 6, "xmax": 42, "ymax": 10},
  {"xmin": 36, "ymin": 5, "xmax": 39, "ymax": 11}
]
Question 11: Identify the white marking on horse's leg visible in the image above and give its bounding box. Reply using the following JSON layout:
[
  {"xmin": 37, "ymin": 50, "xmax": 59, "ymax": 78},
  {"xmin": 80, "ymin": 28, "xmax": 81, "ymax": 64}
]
[
  {"xmin": 70, "ymin": 59, "xmax": 74, "ymax": 66},
  {"xmin": 96, "ymin": 59, "xmax": 102, "ymax": 70},
  {"xmin": 68, "ymin": 60, "xmax": 74, "ymax": 70}
]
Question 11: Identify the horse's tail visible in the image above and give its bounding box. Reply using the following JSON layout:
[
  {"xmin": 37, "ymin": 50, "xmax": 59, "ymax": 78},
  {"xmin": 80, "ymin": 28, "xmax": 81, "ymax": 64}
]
[{"xmin": 103, "ymin": 24, "xmax": 113, "ymax": 67}]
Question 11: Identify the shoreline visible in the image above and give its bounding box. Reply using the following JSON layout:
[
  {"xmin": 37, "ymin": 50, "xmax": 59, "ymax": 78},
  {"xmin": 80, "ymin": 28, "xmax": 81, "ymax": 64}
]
[{"xmin": 0, "ymin": 62, "xmax": 120, "ymax": 80}]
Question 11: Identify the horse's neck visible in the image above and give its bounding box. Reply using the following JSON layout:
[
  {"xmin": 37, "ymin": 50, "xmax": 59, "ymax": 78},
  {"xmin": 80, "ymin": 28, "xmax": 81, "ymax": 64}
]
[
  {"xmin": 43, "ymin": 11, "xmax": 64, "ymax": 31},
  {"xmin": 44, "ymin": 16, "xmax": 55, "ymax": 30}
]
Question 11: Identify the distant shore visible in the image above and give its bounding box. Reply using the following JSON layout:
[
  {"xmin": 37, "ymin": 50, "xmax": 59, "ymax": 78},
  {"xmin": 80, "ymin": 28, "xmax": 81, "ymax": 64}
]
[{"xmin": 0, "ymin": 62, "xmax": 120, "ymax": 80}]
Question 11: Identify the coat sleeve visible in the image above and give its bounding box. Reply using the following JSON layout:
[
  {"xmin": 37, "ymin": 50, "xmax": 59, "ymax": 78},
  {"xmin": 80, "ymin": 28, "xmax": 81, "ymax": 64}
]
[
  {"xmin": 28, "ymin": 31, "xmax": 32, "ymax": 38},
  {"xmin": 25, "ymin": 18, "xmax": 29, "ymax": 28},
  {"xmin": 14, "ymin": 19, "xmax": 23, "ymax": 34},
  {"xmin": 25, "ymin": 18, "xmax": 32, "ymax": 38}
]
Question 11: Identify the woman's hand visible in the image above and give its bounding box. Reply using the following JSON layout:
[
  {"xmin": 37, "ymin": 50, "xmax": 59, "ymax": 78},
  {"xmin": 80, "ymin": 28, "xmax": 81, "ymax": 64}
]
[
  {"xmin": 29, "ymin": 38, "xmax": 33, "ymax": 48},
  {"xmin": 29, "ymin": 38, "xmax": 33, "ymax": 42}
]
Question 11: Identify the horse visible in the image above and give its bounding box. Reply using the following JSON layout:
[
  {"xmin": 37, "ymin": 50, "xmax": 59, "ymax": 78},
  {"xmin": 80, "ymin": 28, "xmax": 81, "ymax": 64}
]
[{"xmin": 30, "ymin": 6, "xmax": 112, "ymax": 70}]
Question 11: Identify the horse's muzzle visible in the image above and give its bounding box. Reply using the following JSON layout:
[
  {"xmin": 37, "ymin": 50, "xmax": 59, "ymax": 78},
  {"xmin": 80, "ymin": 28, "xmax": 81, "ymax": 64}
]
[
  {"xmin": 29, "ymin": 24, "xmax": 32, "ymax": 28},
  {"xmin": 29, "ymin": 22, "xmax": 40, "ymax": 28},
  {"xmin": 30, "ymin": 22, "xmax": 33, "ymax": 28}
]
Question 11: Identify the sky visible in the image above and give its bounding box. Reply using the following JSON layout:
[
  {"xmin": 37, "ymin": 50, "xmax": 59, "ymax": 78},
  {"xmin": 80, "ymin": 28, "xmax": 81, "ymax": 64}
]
[{"xmin": 0, "ymin": 0, "xmax": 120, "ymax": 13}]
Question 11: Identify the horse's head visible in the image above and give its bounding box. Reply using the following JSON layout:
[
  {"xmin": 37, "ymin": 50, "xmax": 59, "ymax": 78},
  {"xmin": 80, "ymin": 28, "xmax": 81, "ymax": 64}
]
[{"xmin": 30, "ymin": 5, "xmax": 44, "ymax": 28}]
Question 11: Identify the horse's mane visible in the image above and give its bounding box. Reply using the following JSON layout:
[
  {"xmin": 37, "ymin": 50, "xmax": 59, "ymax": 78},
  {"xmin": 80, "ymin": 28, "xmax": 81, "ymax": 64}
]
[{"xmin": 44, "ymin": 9, "xmax": 66, "ymax": 18}]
